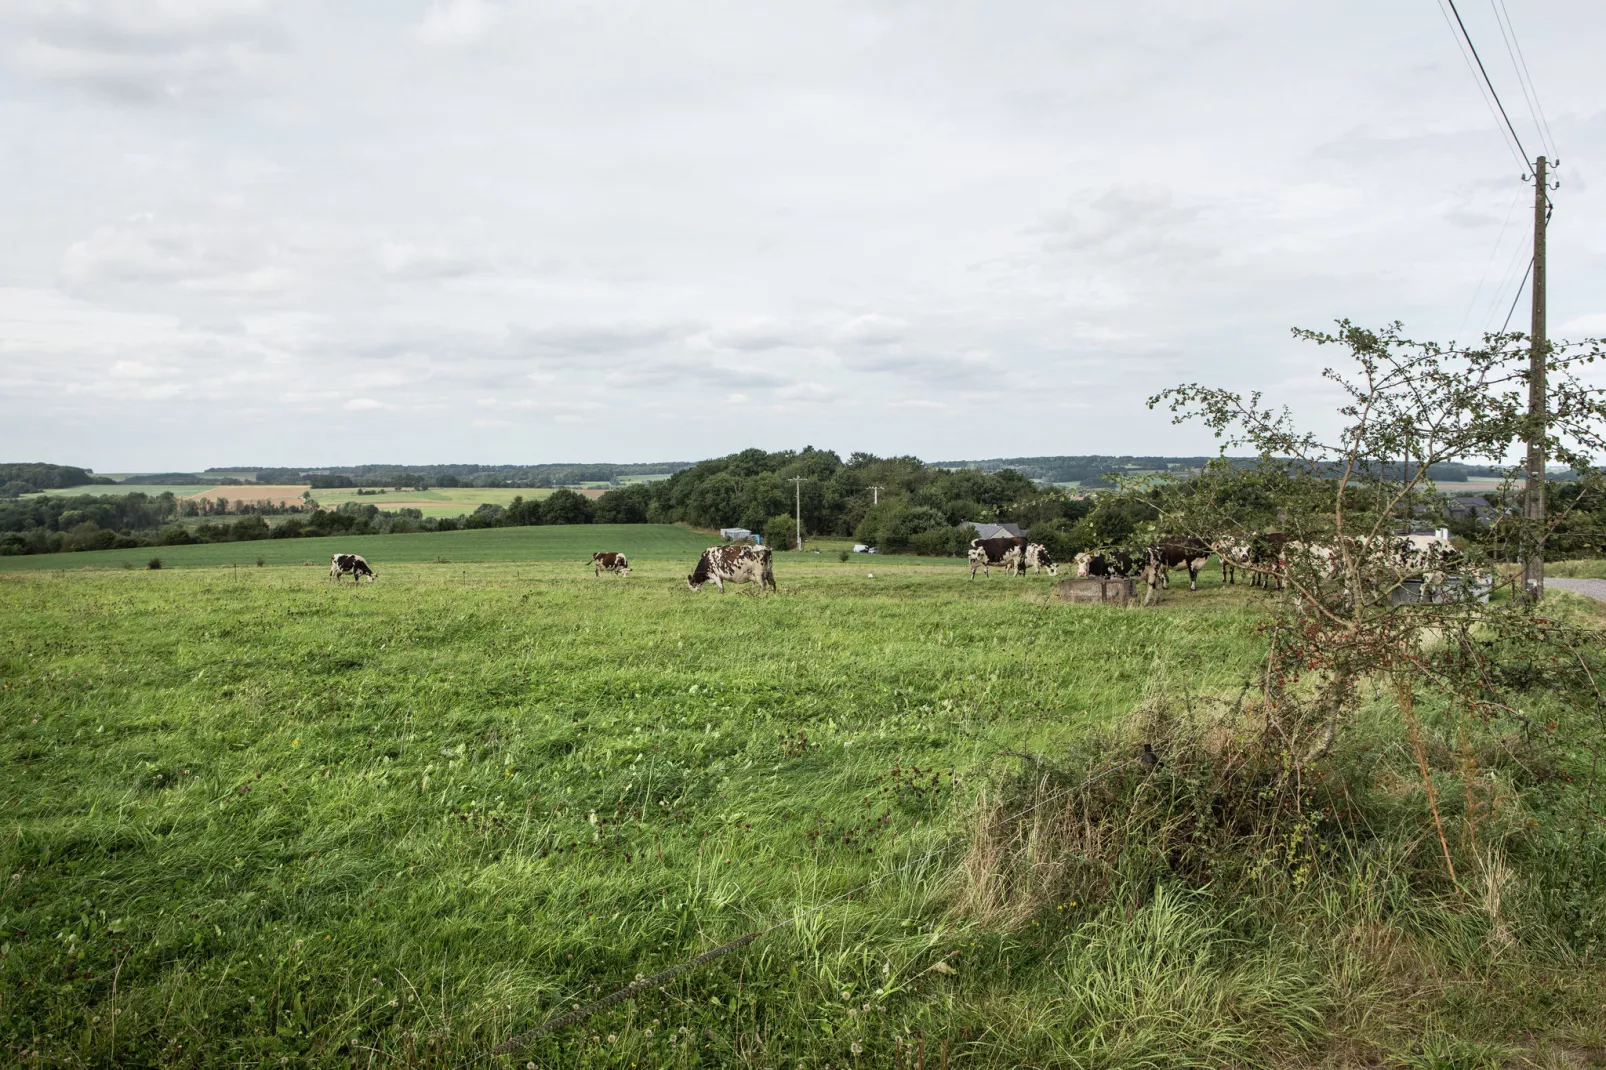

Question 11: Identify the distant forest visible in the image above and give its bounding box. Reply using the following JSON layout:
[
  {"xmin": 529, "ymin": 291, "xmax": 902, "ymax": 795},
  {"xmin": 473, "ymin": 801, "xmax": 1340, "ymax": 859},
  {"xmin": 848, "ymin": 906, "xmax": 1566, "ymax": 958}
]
[
  {"xmin": 226, "ymin": 462, "xmax": 694, "ymax": 488},
  {"xmin": 0, "ymin": 449, "xmax": 1580, "ymax": 559},
  {"xmin": 0, "ymin": 463, "xmax": 115, "ymax": 496},
  {"xmin": 936, "ymin": 455, "xmax": 1508, "ymax": 486}
]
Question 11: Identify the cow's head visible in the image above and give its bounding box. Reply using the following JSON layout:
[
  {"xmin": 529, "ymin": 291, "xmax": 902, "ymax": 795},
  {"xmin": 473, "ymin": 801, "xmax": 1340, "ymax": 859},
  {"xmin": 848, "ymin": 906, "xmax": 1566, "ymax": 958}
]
[
  {"xmin": 1072, "ymin": 551, "xmax": 1094, "ymax": 578},
  {"xmin": 687, "ymin": 552, "xmax": 710, "ymax": 590}
]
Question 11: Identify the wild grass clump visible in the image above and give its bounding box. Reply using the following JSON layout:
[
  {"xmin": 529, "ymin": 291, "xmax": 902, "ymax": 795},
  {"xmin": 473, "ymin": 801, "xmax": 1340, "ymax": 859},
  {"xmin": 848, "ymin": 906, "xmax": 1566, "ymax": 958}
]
[{"xmin": 952, "ymin": 677, "xmax": 1606, "ymax": 1065}]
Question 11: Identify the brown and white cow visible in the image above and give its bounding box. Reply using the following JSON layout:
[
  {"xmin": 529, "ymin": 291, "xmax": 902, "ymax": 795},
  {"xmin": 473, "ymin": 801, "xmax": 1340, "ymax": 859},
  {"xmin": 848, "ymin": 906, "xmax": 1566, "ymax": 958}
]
[
  {"xmin": 1073, "ymin": 549, "xmax": 1136, "ymax": 578},
  {"xmin": 1024, "ymin": 542, "xmax": 1058, "ymax": 576},
  {"xmin": 687, "ymin": 544, "xmax": 777, "ymax": 593},
  {"xmin": 968, "ymin": 536, "xmax": 1026, "ymax": 578},
  {"xmin": 1144, "ymin": 539, "xmax": 1213, "ymax": 591},
  {"xmin": 591, "ymin": 551, "xmax": 630, "ymax": 577},
  {"xmin": 329, "ymin": 553, "xmax": 377, "ymax": 583}
]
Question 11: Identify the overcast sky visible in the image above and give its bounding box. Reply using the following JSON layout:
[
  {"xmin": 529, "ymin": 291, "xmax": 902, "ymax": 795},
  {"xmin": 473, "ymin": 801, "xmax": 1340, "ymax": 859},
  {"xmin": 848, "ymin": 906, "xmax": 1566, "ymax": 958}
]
[{"xmin": 1, "ymin": 0, "xmax": 1603, "ymax": 471}]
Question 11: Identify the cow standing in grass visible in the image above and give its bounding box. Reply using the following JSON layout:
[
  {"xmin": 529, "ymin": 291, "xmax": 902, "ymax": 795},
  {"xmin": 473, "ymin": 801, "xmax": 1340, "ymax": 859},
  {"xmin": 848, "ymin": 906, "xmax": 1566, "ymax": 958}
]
[
  {"xmin": 592, "ymin": 551, "xmax": 630, "ymax": 577},
  {"xmin": 1144, "ymin": 539, "xmax": 1213, "ymax": 591},
  {"xmin": 687, "ymin": 544, "xmax": 777, "ymax": 593},
  {"xmin": 968, "ymin": 536, "xmax": 1026, "ymax": 578},
  {"xmin": 1073, "ymin": 550, "xmax": 1136, "ymax": 578},
  {"xmin": 329, "ymin": 553, "xmax": 377, "ymax": 583},
  {"xmin": 1024, "ymin": 543, "xmax": 1058, "ymax": 575}
]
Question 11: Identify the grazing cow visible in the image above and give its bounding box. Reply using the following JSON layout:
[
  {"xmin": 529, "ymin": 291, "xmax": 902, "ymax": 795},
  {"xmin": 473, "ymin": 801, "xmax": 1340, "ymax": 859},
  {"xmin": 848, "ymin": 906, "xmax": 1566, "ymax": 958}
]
[
  {"xmin": 329, "ymin": 553, "xmax": 377, "ymax": 583},
  {"xmin": 1024, "ymin": 542, "xmax": 1058, "ymax": 576},
  {"xmin": 1144, "ymin": 539, "xmax": 1213, "ymax": 591},
  {"xmin": 591, "ymin": 551, "xmax": 630, "ymax": 578},
  {"xmin": 1073, "ymin": 550, "xmax": 1137, "ymax": 579},
  {"xmin": 687, "ymin": 544, "xmax": 777, "ymax": 593},
  {"xmin": 1247, "ymin": 532, "xmax": 1291, "ymax": 589},
  {"xmin": 1214, "ymin": 536, "xmax": 1251, "ymax": 585},
  {"xmin": 968, "ymin": 536, "xmax": 1026, "ymax": 579}
]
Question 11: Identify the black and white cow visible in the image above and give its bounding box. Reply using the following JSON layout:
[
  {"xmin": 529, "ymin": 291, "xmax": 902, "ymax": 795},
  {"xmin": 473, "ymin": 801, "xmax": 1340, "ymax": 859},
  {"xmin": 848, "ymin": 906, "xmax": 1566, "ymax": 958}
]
[
  {"xmin": 329, "ymin": 553, "xmax": 377, "ymax": 583},
  {"xmin": 591, "ymin": 551, "xmax": 630, "ymax": 577},
  {"xmin": 1024, "ymin": 542, "xmax": 1058, "ymax": 576},
  {"xmin": 1144, "ymin": 539, "xmax": 1213, "ymax": 591},
  {"xmin": 687, "ymin": 544, "xmax": 777, "ymax": 593},
  {"xmin": 1214, "ymin": 536, "xmax": 1250, "ymax": 585},
  {"xmin": 1072, "ymin": 550, "xmax": 1136, "ymax": 579},
  {"xmin": 968, "ymin": 536, "xmax": 1026, "ymax": 578}
]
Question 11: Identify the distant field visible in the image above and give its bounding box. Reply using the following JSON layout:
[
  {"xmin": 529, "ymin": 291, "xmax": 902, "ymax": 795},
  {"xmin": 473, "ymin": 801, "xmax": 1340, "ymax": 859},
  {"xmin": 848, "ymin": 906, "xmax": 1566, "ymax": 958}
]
[
  {"xmin": 186, "ymin": 484, "xmax": 309, "ymax": 505},
  {"xmin": 0, "ymin": 523, "xmax": 734, "ymax": 572},
  {"xmin": 309, "ymin": 486, "xmax": 555, "ymax": 517}
]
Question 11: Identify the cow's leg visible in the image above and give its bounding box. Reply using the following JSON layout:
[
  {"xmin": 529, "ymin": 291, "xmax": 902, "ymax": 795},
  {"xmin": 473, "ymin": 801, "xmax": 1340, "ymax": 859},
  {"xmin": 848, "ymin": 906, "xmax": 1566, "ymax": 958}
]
[
  {"xmin": 712, "ymin": 575, "xmax": 725, "ymax": 593},
  {"xmin": 1189, "ymin": 562, "xmax": 1199, "ymax": 591}
]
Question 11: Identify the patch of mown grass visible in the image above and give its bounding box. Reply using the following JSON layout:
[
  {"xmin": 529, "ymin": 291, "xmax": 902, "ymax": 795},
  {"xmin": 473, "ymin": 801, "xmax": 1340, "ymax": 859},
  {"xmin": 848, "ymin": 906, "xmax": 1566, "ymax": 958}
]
[{"xmin": 0, "ymin": 563, "xmax": 1601, "ymax": 1067}]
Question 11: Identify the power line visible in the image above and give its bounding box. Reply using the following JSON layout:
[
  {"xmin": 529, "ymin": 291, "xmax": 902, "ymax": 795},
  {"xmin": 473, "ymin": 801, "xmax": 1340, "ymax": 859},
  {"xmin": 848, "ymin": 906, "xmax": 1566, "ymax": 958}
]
[
  {"xmin": 1479, "ymin": 225, "xmax": 1532, "ymax": 333},
  {"xmin": 1457, "ymin": 186, "xmax": 1524, "ymax": 338},
  {"xmin": 1433, "ymin": 0, "xmax": 1530, "ymax": 169},
  {"xmin": 1490, "ymin": 202, "xmax": 1551, "ymax": 337},
  {"xmin": 1490, "ymin": 0, "xmax": 1557, "ymax": 158},
  {"xmin": 1498, "ymin": 257, "xmax": 1533, "ymax": 337}
]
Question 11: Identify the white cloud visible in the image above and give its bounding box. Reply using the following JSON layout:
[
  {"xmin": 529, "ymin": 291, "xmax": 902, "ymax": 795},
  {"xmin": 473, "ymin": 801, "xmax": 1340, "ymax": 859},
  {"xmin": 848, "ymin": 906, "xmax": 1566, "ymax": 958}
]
[
  {"xmin": 343, "ymin": 398, "xmax": 390, "ymax": 412},
  {"xmin": 414, "ymin": 0, "xmax": 500, "ymax": 48},
  {"xmin": 4, "ymin": 0, "xmax": 1606, "ymax": 468},
  {"xmin": 0, "ymin": 0, "xmax": 287, "ymax": 103},
  {"xmin": 838, "ymin": 314, "xmax": 908, "ymax": 347}
]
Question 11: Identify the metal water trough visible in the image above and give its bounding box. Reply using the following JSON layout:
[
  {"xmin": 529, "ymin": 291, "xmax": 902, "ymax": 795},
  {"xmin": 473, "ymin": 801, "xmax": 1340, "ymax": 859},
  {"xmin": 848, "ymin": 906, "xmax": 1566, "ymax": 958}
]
[{"xmin": 1057, "ymin": 577, "xmax": 1138, "ymax": 605}]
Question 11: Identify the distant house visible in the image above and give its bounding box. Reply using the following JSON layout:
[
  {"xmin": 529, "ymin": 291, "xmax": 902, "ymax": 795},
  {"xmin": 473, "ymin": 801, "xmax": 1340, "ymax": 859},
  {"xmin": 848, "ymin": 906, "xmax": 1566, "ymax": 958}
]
[
  {"xmin": 963, "ymin": 522, "xmax": 1025, "ymax": 541},
  {"xmin": 1446, "ymin": 496, "xmax": 1495, "ymax": 522}
]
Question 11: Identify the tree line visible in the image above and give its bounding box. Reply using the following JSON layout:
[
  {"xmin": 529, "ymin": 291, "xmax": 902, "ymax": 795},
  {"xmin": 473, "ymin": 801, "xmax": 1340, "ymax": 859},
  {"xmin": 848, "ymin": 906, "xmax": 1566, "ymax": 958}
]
[{"xmin": 9, "ymin": 446, "xmax": 1600, "ymax": 562}]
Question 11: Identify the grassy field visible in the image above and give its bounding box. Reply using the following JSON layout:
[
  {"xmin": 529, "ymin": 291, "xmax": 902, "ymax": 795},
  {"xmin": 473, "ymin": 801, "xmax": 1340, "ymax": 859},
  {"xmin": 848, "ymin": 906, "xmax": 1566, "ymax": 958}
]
[
  {"xmin": 0, "ymin": 524, "xmax": 725, "ymax": 573},
  {"xmin": 2, "ymin": 542, "xmax": 1603, "ymax": 1067}
]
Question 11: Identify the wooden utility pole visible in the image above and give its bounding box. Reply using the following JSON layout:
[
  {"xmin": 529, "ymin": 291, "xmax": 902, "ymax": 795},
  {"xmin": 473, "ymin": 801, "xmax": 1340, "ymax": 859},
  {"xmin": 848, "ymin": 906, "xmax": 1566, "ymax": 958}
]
[
  {"xmin": 1522, "ymin": 155, "xmax": 1548, "ymax": 600},
  {"xmin": 869, "ymin": 485, "xmax": 884, "ymax": 506},
  {"xmin": 790, "ymin": 476, "xmax": 805, "ymax": 551}
]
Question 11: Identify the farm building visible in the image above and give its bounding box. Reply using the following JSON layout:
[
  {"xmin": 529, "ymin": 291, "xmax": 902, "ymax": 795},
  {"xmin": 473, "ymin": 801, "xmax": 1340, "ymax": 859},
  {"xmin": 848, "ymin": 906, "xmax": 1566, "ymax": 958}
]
[
  {"xmin": 964, "ymin": 522, "xmax": 1025, "ymax": 541},
  {"xmin": 719, "ymin": 527, "xmax": 757, "ymax": 542}
]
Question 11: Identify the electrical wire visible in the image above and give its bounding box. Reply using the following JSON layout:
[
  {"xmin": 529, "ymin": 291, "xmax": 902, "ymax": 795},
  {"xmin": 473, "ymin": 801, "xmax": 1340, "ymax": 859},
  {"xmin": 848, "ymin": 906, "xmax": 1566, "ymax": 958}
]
[
  {"xmin": 1457, "ymin": 186, "xmax": 1524, "ymax": 338},
  {"xmin": 1490, "ymin": 0, "xmax": 1558, "ymax": 159},
  {"xmin": 1433, "ymin": 0, "xmax": 1531, "ymax": 170},
  {"xmin": 1498, "ymin": 258, "xmax": 1533, "ymax": 337},
  {"xmin": 1481, "ymin": 235, "xmax": 1532, "ymax": 334}
]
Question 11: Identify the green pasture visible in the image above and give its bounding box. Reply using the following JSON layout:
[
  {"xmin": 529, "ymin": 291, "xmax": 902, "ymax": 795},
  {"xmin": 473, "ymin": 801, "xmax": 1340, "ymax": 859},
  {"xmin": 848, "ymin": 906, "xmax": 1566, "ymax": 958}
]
[
  {"xmin": 0, "ymin": 524, "xmax": 725, "ymax": 572},
  {"xmin": 2, "ymin": 551, "xmax": 1603, "ymax": 1067}
]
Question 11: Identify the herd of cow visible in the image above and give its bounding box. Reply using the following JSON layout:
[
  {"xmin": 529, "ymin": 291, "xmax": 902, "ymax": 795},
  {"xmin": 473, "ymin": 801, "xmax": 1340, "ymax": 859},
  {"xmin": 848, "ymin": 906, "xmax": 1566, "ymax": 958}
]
[{"xmin": 325, "ymin": 529, "xmax": 1460, "ymax": 596}]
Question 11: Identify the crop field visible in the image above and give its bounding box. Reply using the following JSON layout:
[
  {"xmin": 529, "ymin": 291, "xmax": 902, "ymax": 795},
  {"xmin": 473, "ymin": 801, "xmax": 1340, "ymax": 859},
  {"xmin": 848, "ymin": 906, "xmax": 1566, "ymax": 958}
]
[
  {"xmin": 3, "ymin": 541, "xmax": 1604, "ymax": 1067},
  {"xmin": 309, "ymin": 486, "xmax": 557, "ymax": 518},
  {"xmin": 185, "ymin": 485, "xmax": 311, "ymax": 506}
]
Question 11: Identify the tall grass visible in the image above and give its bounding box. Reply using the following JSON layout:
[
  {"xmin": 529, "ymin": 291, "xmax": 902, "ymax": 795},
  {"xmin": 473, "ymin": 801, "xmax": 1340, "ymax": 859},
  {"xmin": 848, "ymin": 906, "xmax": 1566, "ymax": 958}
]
[{"xmin": 0, "ymin": 559, "xmax": 1601, "ymax": 1066}]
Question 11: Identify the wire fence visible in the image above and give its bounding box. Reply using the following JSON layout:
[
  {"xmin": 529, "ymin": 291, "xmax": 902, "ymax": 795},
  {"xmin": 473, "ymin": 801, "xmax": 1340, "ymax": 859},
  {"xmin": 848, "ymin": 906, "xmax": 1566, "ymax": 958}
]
[{"xmin": 482, "ymin": 753, "xmax": 1141, "ymax": 1061}]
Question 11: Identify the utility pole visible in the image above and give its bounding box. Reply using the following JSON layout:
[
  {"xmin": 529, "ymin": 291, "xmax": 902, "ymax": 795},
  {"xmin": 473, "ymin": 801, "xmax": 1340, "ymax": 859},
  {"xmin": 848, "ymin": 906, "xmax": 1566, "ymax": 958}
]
[
  {"xmin": 1522, "ymin": 155, "xmax": 1549, "ymax": 601},
  {"xmin": 789, "ymin": 476, "xmax": 805, "ymax": 552},
  {"xmin": 869, "ymin": 485, "xmax": 884, "ymax": 506}
]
